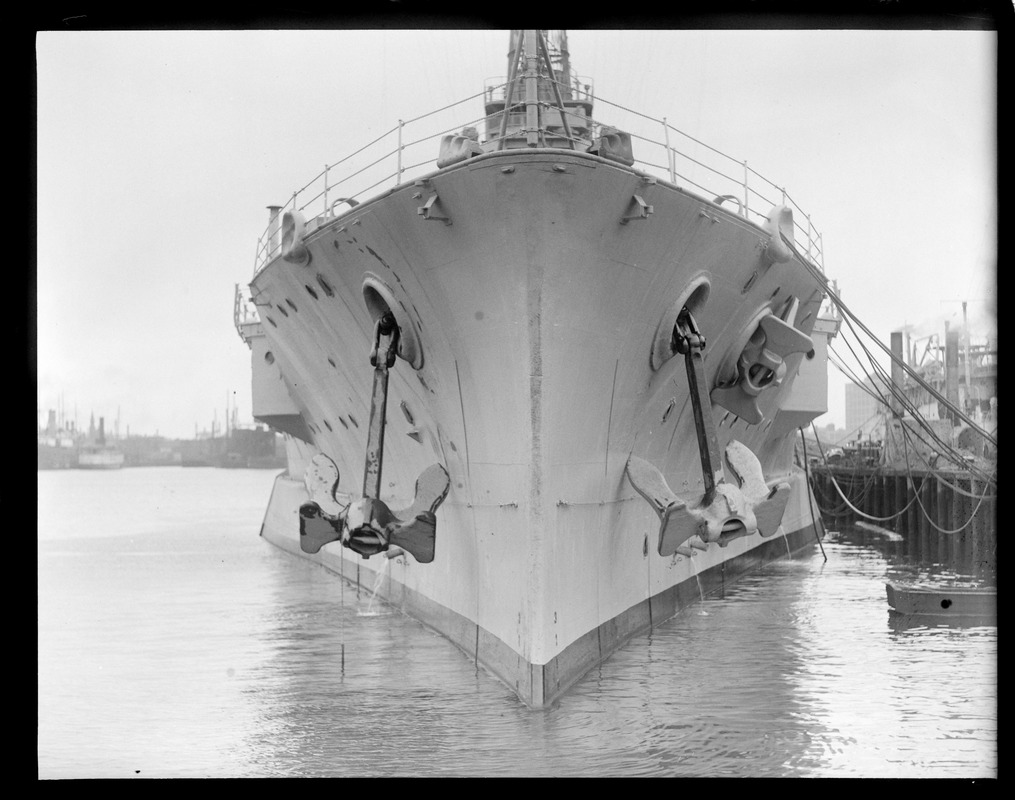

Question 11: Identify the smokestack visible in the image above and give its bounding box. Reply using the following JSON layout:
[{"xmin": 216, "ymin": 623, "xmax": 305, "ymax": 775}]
[
  {"xmin": 945, "ymin": 323, "xmax": 959, "ymax": 423},
  {"xmin": 267, "ymin": 206, "xmax": 283, "ymax": 258},
  {"xmin": 962, "ymin": 301, "xmax": 972, "ymax": 411},
  {"xmin": 98, "ymin": 417, "xmax": 106, "ymax": 445},
  {"xmin": 890, "ymin": 331, "xmax": 904, "ymax": 418}
]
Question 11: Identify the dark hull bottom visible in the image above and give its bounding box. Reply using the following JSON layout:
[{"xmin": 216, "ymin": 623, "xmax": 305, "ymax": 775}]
[{"xmin": 261, "ymin": 509, "xmax": 823, "ymax": 708}]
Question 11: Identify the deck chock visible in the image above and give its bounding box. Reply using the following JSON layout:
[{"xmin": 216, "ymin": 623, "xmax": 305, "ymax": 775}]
[
  {"xmin": 586, "ymin": 126, "xmax": 635, "ymax": 166},
  {"xmin": 299, "ymin": 312, "xmax": 450, "ymax": 563},
  {"xmin": 280, "ymin": 210, "xmax": 311, "ymax": 266},
  {"xmin": 761, "ymin": 205, "xmax": 794, "ymax": 266},
  {"xmin": 436, "ymin": 128, "xmax": 483, "ymax": 168},
  {"xmin": 626, "ymin": 306, "xmax": 790, "ymax": 557}
]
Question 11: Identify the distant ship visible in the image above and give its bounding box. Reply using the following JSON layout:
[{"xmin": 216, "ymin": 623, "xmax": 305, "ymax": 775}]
[
  {"xmin": 76, "ymin": 444, "xmax": 125, "ymax": 470},
  {"xmin": 236, "ymin": 30, "xmax": 839, "ymax": 707},
  {"xmin": 181, "ymin": 424, "xmax": 285, "ymax": 468},
  {"xmin": 76, "ymin": 417, "xmax": 123, "ymax": 470},
  {"xmin": 218, "ymin": 425, "xmax": 286, "ymax": 469},
  {"xmin": 37, "ymin": 409, "xmax": 77, "ymax": 470}
]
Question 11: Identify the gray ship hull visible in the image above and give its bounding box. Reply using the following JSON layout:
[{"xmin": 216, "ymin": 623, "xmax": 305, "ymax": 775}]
[{"xmin": 243, "ymin": 147, "xmax": 833, "ymax": 707}]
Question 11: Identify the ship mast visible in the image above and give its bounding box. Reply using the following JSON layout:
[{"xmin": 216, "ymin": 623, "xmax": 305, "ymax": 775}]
[
  {"xmin": 523, "ymin": 30, "xmax": 540, "ymax": 147},
  {"xmin": 488, "ymin": 30, "xmax": 591, "ymax": 151}
]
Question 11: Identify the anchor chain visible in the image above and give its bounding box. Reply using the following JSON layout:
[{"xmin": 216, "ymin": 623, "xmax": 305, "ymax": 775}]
[
  {"xmin": 369, "ymin": 312, "xmax": 400, "ymax": 370},
  {"xmin": 363, "ymin": 312, "xmax": 399, "ymax": 502},
  {"xmin": 672, "ymin": 308, "xmax": 724, "ymax": 506}
]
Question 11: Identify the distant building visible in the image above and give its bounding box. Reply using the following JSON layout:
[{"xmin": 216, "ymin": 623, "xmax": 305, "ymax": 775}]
[
  {"xmin": 844, "ymin": 325, "xmax": 996, "ymax": 464},
  {"xmin": 844, "ymin": 376, "xmax": 889, "ymax": 442}
]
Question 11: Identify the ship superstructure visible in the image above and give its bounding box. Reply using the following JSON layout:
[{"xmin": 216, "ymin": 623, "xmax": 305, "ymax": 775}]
[{"xmin": 236, "ymin": 30, "xmax": 837, "ymax": 707}]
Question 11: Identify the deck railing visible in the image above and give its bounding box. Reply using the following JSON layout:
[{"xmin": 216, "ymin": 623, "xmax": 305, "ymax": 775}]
[{"xmin": 252, "ymin": 78, "xmax": 825, "ymax": 275}]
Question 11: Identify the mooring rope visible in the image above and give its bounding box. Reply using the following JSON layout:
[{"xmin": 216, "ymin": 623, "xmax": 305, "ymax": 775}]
[
  {"xmin": 900, "ymin": 425, "xmax": 993, "ymax": 536},
  {"xmin": 894, "ymin": 420, "xmax": 997, "ymax": 500},
  {"xmin": 809, "ymin": 420, "xmax": 994, "ymax": 536},
  {"xmin": 784, "ymin": 232, "xmax": 996, "ymax": 449},
  {"xmin": 810, "ymin": 423, "xmax": 919, "ymax": 523},
  {"xmin": 799, "ymin": 428, "xmax": 827, "ymax": 561}
]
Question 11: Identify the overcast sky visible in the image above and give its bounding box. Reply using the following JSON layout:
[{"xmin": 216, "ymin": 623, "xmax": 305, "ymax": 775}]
[{"xmin": 36, "ymin": 28, "xmax": 996, "ymax": 439}]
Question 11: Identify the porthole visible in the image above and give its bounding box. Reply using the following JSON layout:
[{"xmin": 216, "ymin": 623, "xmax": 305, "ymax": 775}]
[
  {"xmin": 305, "ymin": 285, "xmax": 319, "ymax": 300},
  {"xmin": 264, "ymin": 351, "xmax": 275, "ymax": 364}
]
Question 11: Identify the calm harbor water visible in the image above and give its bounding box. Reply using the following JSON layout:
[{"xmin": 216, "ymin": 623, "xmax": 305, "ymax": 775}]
[{"xmin": 38, "ymin": 467, "xmax": 996, "ymax": 778}]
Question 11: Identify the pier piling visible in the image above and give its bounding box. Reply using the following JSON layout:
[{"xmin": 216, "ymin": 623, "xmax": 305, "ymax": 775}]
[{"xmin": 812, "ymin": 463, "xmax": 995, "ymax": 576}]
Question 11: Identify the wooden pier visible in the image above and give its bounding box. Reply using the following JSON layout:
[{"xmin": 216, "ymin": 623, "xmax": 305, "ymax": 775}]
[{"xmin": 808, "ymin": 464, "xmax": 996, "ymax": 576}]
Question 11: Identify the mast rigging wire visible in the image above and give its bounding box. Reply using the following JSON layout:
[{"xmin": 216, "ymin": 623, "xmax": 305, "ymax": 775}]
[{"xmin": 781, "ymin": 233, "xmax": 996, "ymax": 448}]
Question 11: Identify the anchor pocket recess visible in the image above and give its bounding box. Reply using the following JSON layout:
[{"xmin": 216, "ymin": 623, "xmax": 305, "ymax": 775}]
[
  {"xmin": 650, "ymin": 274, "xmax": 711, "ymax": 371},
  {"xmin": 362, "ymin": 273, "xmax": 424, "ymax": 370},
  {"xmin": 711, "ymin": 296, "xmax": 813, "ymax": 425}
]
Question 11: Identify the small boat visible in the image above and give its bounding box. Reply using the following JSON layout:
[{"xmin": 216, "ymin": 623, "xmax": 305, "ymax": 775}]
[{"xmin": 886, "ymin": 582, "xmax": 996, "ymax": 617}]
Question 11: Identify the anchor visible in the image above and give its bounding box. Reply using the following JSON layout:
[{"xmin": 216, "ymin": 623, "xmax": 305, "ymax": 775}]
[
  {"xmin": 626, "ymin": 307, "xmax": 795, "ymax": 557},
  {"xmin": 711, "ymin": 296, "xmax": 814, "ymax": 425},
  {"xmin": 298, "ymin": 311, "xmax": 450, "ymax": 563}
]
